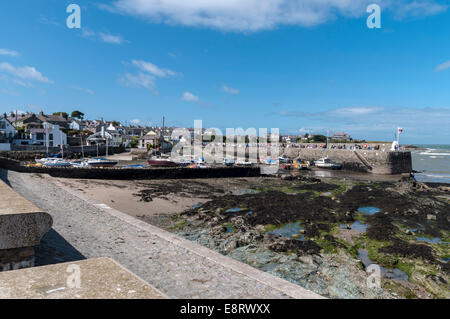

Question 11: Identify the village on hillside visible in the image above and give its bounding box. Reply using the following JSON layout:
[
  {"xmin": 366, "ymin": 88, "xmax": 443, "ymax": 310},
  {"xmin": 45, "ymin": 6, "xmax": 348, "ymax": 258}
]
[{"xmin": 0, "ymin": 109, "xmax": 359, "ymax": 153}]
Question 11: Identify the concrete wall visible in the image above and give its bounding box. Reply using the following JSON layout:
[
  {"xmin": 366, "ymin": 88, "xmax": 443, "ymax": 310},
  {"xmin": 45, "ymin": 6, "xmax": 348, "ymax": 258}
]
[{"xmin": 285, "ymin": 148, "xmax": 412, "ymax": 174}]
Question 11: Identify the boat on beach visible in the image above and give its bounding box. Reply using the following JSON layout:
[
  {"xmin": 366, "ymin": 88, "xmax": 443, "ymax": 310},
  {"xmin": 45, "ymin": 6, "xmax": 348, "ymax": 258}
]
[
  {"xmin": 293, "ymin": 159, "xmax": 311, "ymax": 170},
  {"xmin": 314, "ymin": 157, "xmax": 342, "ymax": 169},
  {"xmin": 42, "ymin": 158, "xmax": 72, "ymax": 167},
  {"xmin": 147, "ymin": 158, "xmax": 178, "ymax": 167},
  {"xmin": 86, "ymin": 158, "xmax": 118, "ymax": 168}
]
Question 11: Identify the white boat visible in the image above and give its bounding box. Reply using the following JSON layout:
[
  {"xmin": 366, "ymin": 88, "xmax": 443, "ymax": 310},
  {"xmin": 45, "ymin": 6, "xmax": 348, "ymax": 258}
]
[
  {"xmin": 314, "ymin": 157, "xmax": 342, "ymax": 169},
  {"xmin": 70, "ymin": 160, "xmax": 89, "ymax": 168},
  {"xmin": 86, "ymin": 158, "xmax": 118, "ymax": 168},
  {"xmin": 236, "ymin": 160, "xmax": 254, "ymax": 167},
  {"xmin": 224, "ymin": 158, "xmax": 235, "ymax": 166},
  {"xmin": 36, "ymin": 157, "xmax": 60, "ymax": 164},
  {"xmin": 42, "ymin": 158, "xmax": 72, "ymax": 167}
]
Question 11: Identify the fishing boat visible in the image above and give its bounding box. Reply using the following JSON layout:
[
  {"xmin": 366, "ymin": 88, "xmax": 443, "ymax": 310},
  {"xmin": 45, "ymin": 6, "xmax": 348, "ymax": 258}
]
[
  {"xmin": 314, "ymin": 157, "xmax": 342, "ymax": 169},
  {"xmin": 86, "ymin": 158, "xmax": 118, "ymax": 168},
  {"xmin": 147, "ymin": 158, "xmax": 178, "ymax": 167}
]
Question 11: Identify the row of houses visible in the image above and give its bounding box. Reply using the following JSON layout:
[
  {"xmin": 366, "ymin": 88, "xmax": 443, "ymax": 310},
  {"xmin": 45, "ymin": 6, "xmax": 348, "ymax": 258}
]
[
  {"xmin": 280, "ymin": 132, "xmax": 352, "ymax": 143},
  {"xmin": 1, "ymin": 111, "xmax": 181, "ymax": 151}
]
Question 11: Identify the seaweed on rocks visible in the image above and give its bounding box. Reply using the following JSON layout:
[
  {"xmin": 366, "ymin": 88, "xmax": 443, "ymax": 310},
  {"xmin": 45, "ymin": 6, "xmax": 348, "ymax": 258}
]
[
  {"xmin": 379, "ymin": 238, "xmax": 436, "ymax": 263},
  {"xmin": 268, "ymin": 239, "xmax": 321, "ymax": 256},
  {"xmin": 366, "ymin": 214, "xmax": 399, "ymax": 241}
]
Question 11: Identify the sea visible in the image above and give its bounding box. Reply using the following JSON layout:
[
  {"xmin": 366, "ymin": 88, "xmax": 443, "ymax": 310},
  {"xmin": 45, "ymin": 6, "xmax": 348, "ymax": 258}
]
[{"xmin": 412, "ymin": 145, "xmax": 450, "ymax": 184}]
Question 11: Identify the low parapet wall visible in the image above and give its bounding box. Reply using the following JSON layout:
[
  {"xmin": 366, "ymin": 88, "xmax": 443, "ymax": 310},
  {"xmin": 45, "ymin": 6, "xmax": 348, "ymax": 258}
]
[
  {"xmin": 285, "ymin": 148, "xmax": 412, "ymax": 174},
  {"xmin": 0, "ymin": 179, "xmax": 53, "ymax": 271}
]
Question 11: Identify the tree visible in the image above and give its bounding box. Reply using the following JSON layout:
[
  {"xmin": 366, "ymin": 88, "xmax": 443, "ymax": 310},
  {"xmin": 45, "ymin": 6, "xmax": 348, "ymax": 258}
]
[
  {"xmin": 53, "ymin": 112, "xmax": 68, "ymax": 119},
  {"xmin": 312, "ymin": 135, "xmax": 327, "ymax": 143},
  {"xmin": 71, "ymin": 110, "xmax": 84, "ymax": 120}
]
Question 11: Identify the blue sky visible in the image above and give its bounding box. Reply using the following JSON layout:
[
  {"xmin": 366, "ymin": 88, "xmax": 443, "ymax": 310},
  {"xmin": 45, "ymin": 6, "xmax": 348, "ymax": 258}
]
[{"xmin": 1, "ymin": 0, "xmax": 450, "ymax": 144}]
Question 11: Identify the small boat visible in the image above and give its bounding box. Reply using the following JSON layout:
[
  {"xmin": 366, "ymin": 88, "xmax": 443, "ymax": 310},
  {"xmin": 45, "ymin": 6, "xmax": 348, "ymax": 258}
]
[
  {"xmin": 314, "ymin": 157, "xmax": 342, "ymax": 169},
  {"xmin": 279, "ymin": 156, "xmax": 290, "ymax": 163},
  {"xmin": 224, "ymin": 158, "xmax": 235, "ymax": 166},
  {"xmin": 27, "ymin": 163, "xmax": 43, "ymax": 167},
  {"xmin": 147, "ymin": 158, "xmax": 178, "ymax": 167},
  {"xmin": 42, "ymin": 158, "xmax": 72, "ymax": 167},
  {"xmin": 179, "ymin": 161, "xmax": 192, "ymax": 167},
  {"xmin": 87, "ymin": 158, "xmax": 118, "ymax": 168},
  {"xmin": 293, "ymin": 159, "xmax": 310, "ymax": 170},
  {"xmin": 70, "ymin": 160, "xmax": 88, "ymax": 168},
  {"xmin": 236, "ymin": 160, "xmax": 254, "ymax": 167}
]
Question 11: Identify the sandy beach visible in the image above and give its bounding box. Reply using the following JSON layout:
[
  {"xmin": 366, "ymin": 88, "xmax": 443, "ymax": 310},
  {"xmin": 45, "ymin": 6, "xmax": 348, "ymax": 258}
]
[{"xmin": 54, "ymin": 176, "xmax": 276, "ymax": 217}]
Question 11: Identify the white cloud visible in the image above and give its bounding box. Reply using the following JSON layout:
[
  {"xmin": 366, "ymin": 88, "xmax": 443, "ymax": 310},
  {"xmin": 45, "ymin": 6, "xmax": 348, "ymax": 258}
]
[
  {"xmin": 81, "ymin": 27, "xmax": 128, "ymax": 44},
  {"xmin": 71, "ymin": 86, "xmax": 95, "ymax": 95},
  {"xmin": 0, "ymin": 49, "xmax": 19, "ymax": 57},
  {"xmin": 121, "ymin": 72, "xmax": 156, "ymax": 91},
  {"xmin": 104, "ymin": 0, "xmax": 447, "ymax": 32},
  {"xmin": 181, "ymin": 91, "xmax": 200, "ymax": 102},
  {"xmin": 0, "ymin": 62, "xmax": 52, "ymax": 83},
  {"xmin": 223, "ymin": 85, "xmax": 240, "ymax": 94},
  {"xmin": 98, "ymin": 32, "xmax": 127, "ymax": 44},
  {"xmin": 131, "ymin": 60, "xmax": 179, "ymax": 77},
  {"xmin": 392, "ymin": 1, "xmax": 447, "ymax": 19},
  {"xmin": 329, "ymin": 107, "xmax": 384, "ymax": 116},
  {"xmin": 435, "ymin": 60, "xmax": 450, "ymax": 72},
  {"xmin": 121, "ymin": 60, "xmax": 179, "ymax": 94}
]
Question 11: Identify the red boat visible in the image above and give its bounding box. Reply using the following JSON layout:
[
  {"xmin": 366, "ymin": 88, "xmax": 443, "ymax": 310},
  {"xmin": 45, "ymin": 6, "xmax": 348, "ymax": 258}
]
[{"xmin": 147, "ymin": 158, "xmax": 178, "ymax": 167}]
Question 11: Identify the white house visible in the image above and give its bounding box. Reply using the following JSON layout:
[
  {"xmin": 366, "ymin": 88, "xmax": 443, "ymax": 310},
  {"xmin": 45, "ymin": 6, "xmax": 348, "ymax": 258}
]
[
  {"xmin": 29, "ymin": 123, "xmax": 67, "ymax": 147},
  {"xmin": 69, "ymin": 120, "xmax": 85, "ymax": 131},
  {"xmin": 86, "ymin": 126, "xmax": 122, "ymax": 147},
  {"xmin": 0, "ymin": 117, "xmax": 16, "ymax": 139}
]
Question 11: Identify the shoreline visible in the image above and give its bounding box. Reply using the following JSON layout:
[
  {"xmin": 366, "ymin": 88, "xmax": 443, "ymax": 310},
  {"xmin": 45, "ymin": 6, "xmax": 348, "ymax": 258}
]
[{"xmin": 45, "ymin": 171, "xmax": 450, "ymax": 299}]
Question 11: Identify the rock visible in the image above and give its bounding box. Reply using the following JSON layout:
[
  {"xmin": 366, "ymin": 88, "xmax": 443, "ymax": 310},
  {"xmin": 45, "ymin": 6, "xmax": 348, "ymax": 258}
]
[
  {"xmin": 427, "ymin": 214, "xmax": 437, "ymax": 221},
  {"xmin": 255, "ymin": 225, "xmax": 266, "ymax": 233},
  {"xmin": 281, "ymin": 175, "xmax": 294, "ymax": 181},
  {"xmin": 298, "ymin": 255, "xmax": 314, "ymax": 265}
]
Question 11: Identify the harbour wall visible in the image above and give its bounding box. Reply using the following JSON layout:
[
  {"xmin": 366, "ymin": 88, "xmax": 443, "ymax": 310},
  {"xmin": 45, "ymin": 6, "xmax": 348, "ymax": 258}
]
[
  {"xmin": 0, "ymin": 157, "xmax": 261, "ymax": 180},
  {"xmin": 285, "ymin": 148, "xmax": 412, "ymax": 174}
]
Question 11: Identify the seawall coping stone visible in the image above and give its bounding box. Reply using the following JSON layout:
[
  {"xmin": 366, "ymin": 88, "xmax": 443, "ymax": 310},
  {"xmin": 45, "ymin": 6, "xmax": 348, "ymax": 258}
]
[
  {"xmin": 0, "ymin": 179, "xmax": 53, "ymax": 250},
  {"xmin": 0, "ymin": 257, "xmax": 167, "ymax": 299}
]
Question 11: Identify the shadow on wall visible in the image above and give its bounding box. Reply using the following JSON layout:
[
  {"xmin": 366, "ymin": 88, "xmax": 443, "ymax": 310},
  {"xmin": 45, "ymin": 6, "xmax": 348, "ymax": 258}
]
[
  {"xmin": 0, "ymin": 168, "xmax": 12, "ymax": 187},
  {"xmin": 34, "ymin": 229, "xmax": 86, "ymax": 267}
]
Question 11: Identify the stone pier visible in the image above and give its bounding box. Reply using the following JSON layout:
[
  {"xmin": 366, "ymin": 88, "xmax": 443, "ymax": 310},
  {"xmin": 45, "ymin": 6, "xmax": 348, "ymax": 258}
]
[{"xmin": 0, "ymin": 180, "xmax": 52, "ymax": 271}]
